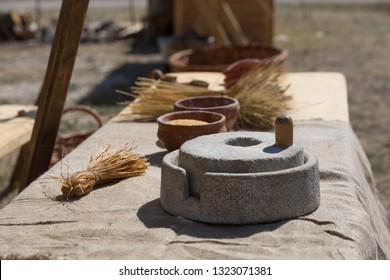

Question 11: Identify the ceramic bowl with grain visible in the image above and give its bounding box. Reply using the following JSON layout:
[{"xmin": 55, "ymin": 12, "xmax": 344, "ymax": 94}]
[
  {"xmin": 157, "ymin": 110, "xmax": 226, "ymax": 151},
  {"xmin": 174, "ymin": 96, "xmax": 239, "ymax": 131}
]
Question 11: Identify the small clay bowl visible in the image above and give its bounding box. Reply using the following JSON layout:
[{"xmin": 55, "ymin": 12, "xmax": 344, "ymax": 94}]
[
  {"xmin": 174, "ymin": 96, "xmax": 240, "ymax": 131},
  {"xmin": 157, "ymin": 111, "xmax": 226, "ymax": 151}
]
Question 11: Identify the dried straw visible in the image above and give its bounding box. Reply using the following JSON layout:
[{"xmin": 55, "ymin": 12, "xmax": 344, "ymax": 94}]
[
  {"xmin": 115, "ymin": 65, "xmax": 290, "ymax": 130},
  {"xmin": 224, "ymin": 64, "xmax": 291, "ymax": 130},
  {"xmin": 54, "ymin": 144, "xmax": 149, "ymax": 199},
  {"xmin": 116, "ymin": 77, "xmax": 223, "ymax": 122}
]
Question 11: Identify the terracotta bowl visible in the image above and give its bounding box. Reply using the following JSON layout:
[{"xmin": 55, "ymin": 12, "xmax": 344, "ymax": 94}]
[
  {"xmin": 157, "ymin": 111, "xmax": 226, "ymax": 151},
  {"xmin": 174, "ymin": 96, "xmax": 240, "ymax": 131}
]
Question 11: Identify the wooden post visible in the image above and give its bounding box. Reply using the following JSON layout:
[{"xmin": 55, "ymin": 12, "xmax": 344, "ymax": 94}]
[
  {"xmin": 18, "ymin": 0, "xmax": 90, "ymax": 191},
  {"xmin": 275, "ymin": 115, "xmax": 293, "ymax": 147}
]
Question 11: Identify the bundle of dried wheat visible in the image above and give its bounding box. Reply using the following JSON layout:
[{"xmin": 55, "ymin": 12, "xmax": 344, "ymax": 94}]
[
  {"xmin": 224, "ymin": 64, "xmax": 291, "ymax": 130},
  {"xmin": 54, "ymin": 144, "xmax": 149, "ymax": 199},
  {"xmin": 115, "ymin": 77, "xmax": 223, "ymax": 122}
]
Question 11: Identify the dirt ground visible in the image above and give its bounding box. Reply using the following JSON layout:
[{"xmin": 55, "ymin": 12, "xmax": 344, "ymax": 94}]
[
  {"xmin": 0, "ymin": 3, "xmax": 389, "ymax": 231},
  {"xmin": 274, "ymin": 3, "xmax": 390, "ymax": 229}
]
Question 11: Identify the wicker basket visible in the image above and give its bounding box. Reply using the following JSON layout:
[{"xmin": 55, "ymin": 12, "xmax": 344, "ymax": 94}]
[
  {"xmin": 50, "ymin": 105, "xmax": 103, "ymax": 166},
  {"xmin": 168, "ymin": 44, "xmax": 288, "ymax": 72}
]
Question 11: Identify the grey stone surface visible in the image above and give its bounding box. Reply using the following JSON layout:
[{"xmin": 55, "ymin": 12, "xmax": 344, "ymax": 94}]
[{"xmin": 160, "ymin": 132, "xmax": 320, "ymax": 224}]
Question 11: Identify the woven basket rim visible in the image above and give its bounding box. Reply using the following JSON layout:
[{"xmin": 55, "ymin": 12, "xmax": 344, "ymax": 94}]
[{"xmin": 168, "ymin": 44, "xmax": 288, "ymax": 72}]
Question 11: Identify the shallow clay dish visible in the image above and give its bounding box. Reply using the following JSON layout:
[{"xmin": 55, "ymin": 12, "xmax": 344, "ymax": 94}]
[
  {"xmin": 157, "ymin": 110, "xmax": 226, "ymax": 151},
  {"xmin": 174, "ymin": 96, "xmax": 239, "ymax": 131}
]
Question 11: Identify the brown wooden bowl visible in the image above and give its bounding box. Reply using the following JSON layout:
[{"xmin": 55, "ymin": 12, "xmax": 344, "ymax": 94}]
[
  {"xmin": 157, "ymin": 111, "xmax": 227, "ymax": 151},
  {"xmin": 174, "ymin": 96, "xmax": 240, "ymax": 131}
]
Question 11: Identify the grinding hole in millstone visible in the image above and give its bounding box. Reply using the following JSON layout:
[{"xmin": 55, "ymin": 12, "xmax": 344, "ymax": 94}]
[{"xmin": 225, "ymin": 137, "xmax": 262, "ymax": 147}]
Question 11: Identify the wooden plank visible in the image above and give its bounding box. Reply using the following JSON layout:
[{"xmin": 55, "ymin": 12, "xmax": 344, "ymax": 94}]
[
  {"xmin": 191, "ymin": 0, "xmax": 231, "ymax": 45},
  {"xmin": 227, "ymin": 0, "xmax": 273, "ymax": 44},
  {"xmin": 173, "ymin": 0, "xmax": 273, "ymax": 44},
  {"xmin": 18, "ymin": 0, "xmax": 90, "ymax": 191},
  {"xmin": 173, "ymin": 0, "xmax": 220, "ymax": 37},
  {"xmin": 173, "ymin": 0, "xmax": 186, "ymax": 34},
  {"xmin": 0, "ymin": 105, "xmax": 36, "ymax": 159},
  {"xmin": 0, "ymin": 104, "xmax": 36, "ymax": 121},
  {"xmin": 220, "ymin": 1, "xmax": 249, "ymax": 45}
]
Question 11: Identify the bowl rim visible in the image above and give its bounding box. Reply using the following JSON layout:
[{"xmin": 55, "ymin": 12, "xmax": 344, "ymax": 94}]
[
  {"xmin": 157, "ymin": 110, "xmax": 226, "ymax": 127},
  {"xmin": 174, "ymin": 96, "xmax": 239, "ymax": 111}
]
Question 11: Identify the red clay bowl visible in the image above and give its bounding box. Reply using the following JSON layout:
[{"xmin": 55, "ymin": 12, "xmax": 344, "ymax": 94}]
[
  {"xmin": 174, "ymin": 96, "xmax": 240, "ymax": 131},
  {"xmin": 157, "ymin": 111, "xmax": 227, "ymax": 151}
]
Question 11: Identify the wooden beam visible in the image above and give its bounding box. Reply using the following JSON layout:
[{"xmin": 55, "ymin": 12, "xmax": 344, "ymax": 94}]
[
  {"xmin": 254, "ymin": 0, "xmax": 274, "ymax": 43},
  {"xmin": 220, "ymin": 1, "xmax": 249, "ymax": 45},
  {"xmin": 226, "ymin": 0, "xmax": 274, "ymax": 44},
  {"xmin": 18, "ymin": 0, "xmax": 90, "ymax": 191},
  {"xmin": 173, "ymin": 0, "xmax": 185, "ymax": 34},
  {"xmin": 0, "ymin": 105, "xmax": 36, "ymax": 159},
  {"xmin": 192, "ymin": 0, "xmax": 231, "ymax": 45}
]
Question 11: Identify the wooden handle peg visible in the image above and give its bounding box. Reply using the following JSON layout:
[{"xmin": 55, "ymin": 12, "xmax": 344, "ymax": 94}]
[{"xmin": 275, "ymin": 115, "xmax": 293, "ymax": 147}]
